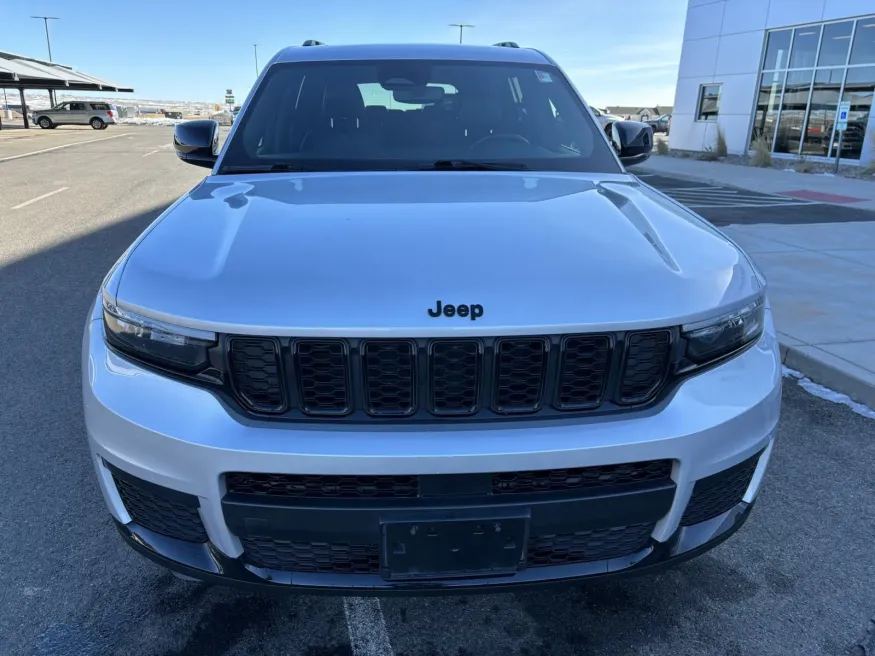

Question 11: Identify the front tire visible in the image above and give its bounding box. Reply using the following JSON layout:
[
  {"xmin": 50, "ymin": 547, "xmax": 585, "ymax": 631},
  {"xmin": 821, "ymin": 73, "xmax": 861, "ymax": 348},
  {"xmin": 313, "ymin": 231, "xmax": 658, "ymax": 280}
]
[
  {"xmin": 90, "ymin": 117, "xmax": 105, "ymax": 130},
  {"xmin": 38, "ymin": 117, "xmax": 53, "ymax": 129}
]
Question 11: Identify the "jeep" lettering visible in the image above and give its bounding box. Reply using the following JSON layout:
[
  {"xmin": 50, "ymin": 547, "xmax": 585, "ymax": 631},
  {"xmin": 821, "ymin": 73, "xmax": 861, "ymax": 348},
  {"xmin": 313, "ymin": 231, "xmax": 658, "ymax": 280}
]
[{"xmin": 428, "ymin": 300, "xmax": 483, "ymax": 321}]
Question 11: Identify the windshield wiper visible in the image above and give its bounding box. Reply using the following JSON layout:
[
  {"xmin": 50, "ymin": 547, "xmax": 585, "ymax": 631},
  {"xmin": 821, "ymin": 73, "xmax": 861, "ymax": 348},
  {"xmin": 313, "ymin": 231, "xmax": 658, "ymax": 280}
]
[
  {"xmin": 422, "ymin": 160, "xmax": 530, "ymax": 171},
  {"xmin": 220, "ymin": 163, "xmax": 317, "ymax": 174}
]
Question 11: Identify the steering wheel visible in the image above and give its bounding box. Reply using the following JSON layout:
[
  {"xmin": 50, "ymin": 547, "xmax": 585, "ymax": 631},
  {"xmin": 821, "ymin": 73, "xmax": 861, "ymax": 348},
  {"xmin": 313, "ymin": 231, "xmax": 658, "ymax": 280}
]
[{"xmin": 470, "ymin": 133, "xmax": 531, "ymax": 150}]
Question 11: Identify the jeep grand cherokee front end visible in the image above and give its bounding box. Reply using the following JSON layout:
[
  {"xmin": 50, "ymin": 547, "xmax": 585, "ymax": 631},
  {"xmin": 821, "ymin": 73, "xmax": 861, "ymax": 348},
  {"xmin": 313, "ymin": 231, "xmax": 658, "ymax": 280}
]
[{"xmin": 82, "ymin": 41, "xmax": 781, "ymax": 593}]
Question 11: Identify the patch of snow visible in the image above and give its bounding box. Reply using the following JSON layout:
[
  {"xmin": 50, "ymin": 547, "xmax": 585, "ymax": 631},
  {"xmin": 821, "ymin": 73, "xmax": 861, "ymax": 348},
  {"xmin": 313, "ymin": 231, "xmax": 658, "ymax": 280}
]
[
  {"xmin": 117, "ymin": 117, "xmax": 182, "ymax": 126},
  {"xmin": 782, "ymin": 366, "xmax": 875, "ymax": 419}
]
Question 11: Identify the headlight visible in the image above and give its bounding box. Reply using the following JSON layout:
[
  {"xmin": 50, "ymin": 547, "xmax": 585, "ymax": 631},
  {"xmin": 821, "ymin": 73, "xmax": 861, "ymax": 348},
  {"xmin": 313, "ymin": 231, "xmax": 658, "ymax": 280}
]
[
  {"xmin": 102, "ymin": 298, "xmax": 216, "ymax": 372},
  {"xmin": 682, "ymin": 296, "xmax": 765, "ymax": 365}
]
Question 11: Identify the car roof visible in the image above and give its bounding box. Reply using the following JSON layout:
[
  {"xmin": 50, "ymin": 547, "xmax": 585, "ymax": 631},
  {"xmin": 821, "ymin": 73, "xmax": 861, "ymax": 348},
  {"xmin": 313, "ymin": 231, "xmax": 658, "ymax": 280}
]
[{"xmin": 273, "ymin": 43, "xmax": 552, "ymax": 66}]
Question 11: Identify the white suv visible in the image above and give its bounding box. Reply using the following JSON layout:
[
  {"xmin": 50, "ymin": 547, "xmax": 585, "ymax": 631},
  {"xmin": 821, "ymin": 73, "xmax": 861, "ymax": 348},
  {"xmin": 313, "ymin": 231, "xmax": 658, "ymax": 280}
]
[
  {"xmin": 33, "ymin": 101, "xmax": 118, "ymax": 129},
  {"xmin": 82, "ymin": 41, "xmax": 781, "ymax": 593}
]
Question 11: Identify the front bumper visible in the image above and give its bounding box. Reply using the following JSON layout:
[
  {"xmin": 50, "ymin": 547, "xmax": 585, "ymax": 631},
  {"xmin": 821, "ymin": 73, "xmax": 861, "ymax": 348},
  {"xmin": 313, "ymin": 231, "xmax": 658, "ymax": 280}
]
[{"xmin": 83, "ymin": 304, "xmax": 782, "ymax": 593}]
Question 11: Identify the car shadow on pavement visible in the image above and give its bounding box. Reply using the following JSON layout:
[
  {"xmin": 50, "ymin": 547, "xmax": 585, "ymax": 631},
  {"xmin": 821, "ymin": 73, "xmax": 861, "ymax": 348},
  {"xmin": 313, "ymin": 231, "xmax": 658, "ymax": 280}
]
[{"xmin": 0, "ymin": 205, "xmax": 353, "ymax": 656}]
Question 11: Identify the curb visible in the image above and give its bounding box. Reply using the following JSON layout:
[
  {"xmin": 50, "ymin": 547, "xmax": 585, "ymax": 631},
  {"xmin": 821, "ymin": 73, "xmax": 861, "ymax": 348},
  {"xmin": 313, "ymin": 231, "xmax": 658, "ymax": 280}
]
[{"xmin": 779, "ymin": 341, "xmax": 875, "ymax": 410}]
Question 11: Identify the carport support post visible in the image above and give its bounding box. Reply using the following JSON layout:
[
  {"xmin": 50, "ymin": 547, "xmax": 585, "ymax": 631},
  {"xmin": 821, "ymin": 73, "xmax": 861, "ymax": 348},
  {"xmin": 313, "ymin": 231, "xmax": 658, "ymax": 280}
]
[{"xmin": 19, "ymin": 88, "xmax": 29, "ymax": 129}]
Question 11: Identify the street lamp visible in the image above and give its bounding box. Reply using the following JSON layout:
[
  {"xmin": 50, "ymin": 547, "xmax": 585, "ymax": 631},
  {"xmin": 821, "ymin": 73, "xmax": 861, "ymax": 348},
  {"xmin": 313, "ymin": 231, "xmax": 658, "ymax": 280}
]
[
  {"xmin": 31, "ymin": 16, "xmax": 60, "ymax": 107},
  {"xmin": 449, "ymin": 23, "xmax": 474, "ymax": 44},
  {"xmin": 31, "ymin": 16, "xmax": 60, "ymax": 62}
]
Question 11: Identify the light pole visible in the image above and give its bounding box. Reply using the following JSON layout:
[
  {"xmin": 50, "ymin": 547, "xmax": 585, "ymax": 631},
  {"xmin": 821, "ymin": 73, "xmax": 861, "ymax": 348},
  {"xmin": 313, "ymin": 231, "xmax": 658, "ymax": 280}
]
[
  {"xmin": 31, "ymin": 16, "xmax": 60, "ymax": 106},
  {"xmin": 31, "ymin": 16, "xmax": 60, "ymax": 61},
  {"xmin": 254, "ymin": 44, "xmax": 259, "ymax": 77},
  {"xmin": 449, "ymin": 23, "xmax": 474, "ymax": 44}
]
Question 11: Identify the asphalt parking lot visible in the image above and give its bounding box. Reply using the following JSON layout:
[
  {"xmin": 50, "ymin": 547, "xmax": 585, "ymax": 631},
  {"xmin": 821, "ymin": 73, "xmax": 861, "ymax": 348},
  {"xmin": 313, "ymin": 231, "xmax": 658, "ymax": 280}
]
[{"xmin": 1, "ymin": 127, "xmax": 874, "ymax": 656}]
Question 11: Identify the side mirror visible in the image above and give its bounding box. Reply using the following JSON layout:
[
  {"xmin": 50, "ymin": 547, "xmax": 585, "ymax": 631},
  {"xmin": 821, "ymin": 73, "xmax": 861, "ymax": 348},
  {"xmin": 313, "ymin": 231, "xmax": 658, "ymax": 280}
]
[
  {"xmin": 605, "ymin": 120, "xmax": 653, "ymax": 167},
  {"xmin": 174, "ymin": 119, "xmax": 219, "ymax": 169}
]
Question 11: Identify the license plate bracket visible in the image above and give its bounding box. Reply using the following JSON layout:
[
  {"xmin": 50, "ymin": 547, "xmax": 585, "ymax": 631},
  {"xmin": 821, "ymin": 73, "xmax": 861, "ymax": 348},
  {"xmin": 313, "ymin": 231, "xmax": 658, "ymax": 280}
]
[{"xmin": 381, "ymin": 510, "xmax": 529, "ymax": 581}]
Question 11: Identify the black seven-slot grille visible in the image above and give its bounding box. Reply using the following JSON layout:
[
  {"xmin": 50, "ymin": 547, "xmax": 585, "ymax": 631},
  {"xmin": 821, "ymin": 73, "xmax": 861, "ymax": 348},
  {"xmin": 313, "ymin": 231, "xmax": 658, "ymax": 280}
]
[{"xmin": 227, "ymin": 331, "xmax": 674, "ymax": 420}]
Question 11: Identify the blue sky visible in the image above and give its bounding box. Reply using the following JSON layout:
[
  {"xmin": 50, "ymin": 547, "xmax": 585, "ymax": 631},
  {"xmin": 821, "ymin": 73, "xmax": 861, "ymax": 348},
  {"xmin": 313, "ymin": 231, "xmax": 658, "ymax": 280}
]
[{"xmin": 1, "ymin": 0, "xmax": 687, "ymax": 106}]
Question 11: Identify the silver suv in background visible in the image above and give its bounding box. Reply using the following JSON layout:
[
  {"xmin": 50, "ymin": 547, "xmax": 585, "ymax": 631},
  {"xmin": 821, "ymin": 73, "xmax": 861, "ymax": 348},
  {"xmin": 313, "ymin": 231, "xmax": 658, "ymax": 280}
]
[{"xmin": 33, "ymin": 101, "xmax": 118, "ymax": 129}]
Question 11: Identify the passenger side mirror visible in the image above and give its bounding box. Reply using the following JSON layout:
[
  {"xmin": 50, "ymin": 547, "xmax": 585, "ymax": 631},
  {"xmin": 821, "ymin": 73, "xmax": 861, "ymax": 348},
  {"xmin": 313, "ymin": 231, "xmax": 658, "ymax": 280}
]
[
  {"xmin": 605, "ymin": 120, "xmax": 653, "ymax": 167},
  {"xmin": 174, "ymin": 120, "xmax": 219, "ymax": 169}
]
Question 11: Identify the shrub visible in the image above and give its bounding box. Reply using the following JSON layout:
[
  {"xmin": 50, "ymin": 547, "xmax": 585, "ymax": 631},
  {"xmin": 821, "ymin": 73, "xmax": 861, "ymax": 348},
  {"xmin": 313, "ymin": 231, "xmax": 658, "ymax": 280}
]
[
  {"xmin": 750, "ymin": 134, "xmax": 772, "ymax": 168},
  {"xmin": 794, "ymin": 156, "xmax": 816, "ymax": 173},
  {"xmin": 655, "ymin": 138, "xmax": 670, "ymax": 156},
  {"xmin": 715, "ymin": 126, "xmax": 728, "ymax": 158},
  {"xmin": 697, "ymin": 146, "xmax": 720, "ymax": 162}
]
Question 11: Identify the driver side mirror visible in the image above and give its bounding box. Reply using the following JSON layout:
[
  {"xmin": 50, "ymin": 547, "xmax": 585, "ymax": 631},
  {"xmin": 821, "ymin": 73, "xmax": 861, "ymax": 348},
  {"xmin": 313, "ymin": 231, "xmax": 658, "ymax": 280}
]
[
  {"xmin": 605, "ymin": 120, "xmax": 653, "ymax": 167},
  {"xmin": 174, "ymin": 119, "xmax": 219, "ymax": 169}
]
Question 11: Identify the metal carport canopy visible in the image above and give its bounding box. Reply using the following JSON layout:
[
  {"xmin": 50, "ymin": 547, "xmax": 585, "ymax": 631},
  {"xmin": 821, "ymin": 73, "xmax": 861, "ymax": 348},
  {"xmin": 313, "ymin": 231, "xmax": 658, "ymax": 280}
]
[{"xmin": 0, "ymin": 50, "xmax": 133, "ymax": 92}]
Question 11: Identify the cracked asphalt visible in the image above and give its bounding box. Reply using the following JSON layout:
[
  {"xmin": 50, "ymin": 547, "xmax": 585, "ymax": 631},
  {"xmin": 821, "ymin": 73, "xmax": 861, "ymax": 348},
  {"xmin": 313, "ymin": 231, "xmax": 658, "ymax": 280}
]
[{"xmin": 0, "ymin": 126, "xmax": 873, "ymax": 655}]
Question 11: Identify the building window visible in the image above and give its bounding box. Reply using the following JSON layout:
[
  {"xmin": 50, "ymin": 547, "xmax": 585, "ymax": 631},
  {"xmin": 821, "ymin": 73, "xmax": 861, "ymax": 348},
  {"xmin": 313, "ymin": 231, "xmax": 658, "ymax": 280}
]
[
  {"xmin": 789, "ymin": 26, "xmax": 822, "ymax": 69},
  {"xmin": 751, "ymin": 72, "xmax": 785, "ymax": 146},
  {"xmin": 818, "ymin": 21, "xmax": 853, "ymax": 67},
  {"xmin": 763, "ymin": 30, "xmax": 792, "ymax": 70},
  {"xmin": 697, "ymin": 84, "xmax": 721, "ymax": 121},
  {"xmin": 774, "ymin": 70, "xmax": 814, "ymax": 153},
  {"xmin": 850, "ymin": 19, "xmax": 875, "ymax": 65},
  {"xmin": 755, "ymin": 14, "xmax": 875, "ymax": 161},
  {"xmin": 832, "ymin": 66, "xmax": 875, "ymax": 159},
  {"xmin": 801, "ymin": 69, "xmax": 844, "ymax": 156}
]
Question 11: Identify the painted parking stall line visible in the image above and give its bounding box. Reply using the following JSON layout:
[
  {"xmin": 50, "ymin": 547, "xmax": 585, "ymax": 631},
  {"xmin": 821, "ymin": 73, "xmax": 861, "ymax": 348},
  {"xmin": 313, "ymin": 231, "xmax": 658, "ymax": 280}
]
[
  {"xmin": 0, "ymin": 132, "xmax": 131, "ymax": 163},
  {"xmin": 11, "ymin": 186, "xmax": 69, "ymax": 210},
  {"xmin": 646, "ymin": 181, "xmax": 820, "ymax": 209},
  {"xmin": 343, "ymin": 597, "xmax": 394, "ymax": 656}
]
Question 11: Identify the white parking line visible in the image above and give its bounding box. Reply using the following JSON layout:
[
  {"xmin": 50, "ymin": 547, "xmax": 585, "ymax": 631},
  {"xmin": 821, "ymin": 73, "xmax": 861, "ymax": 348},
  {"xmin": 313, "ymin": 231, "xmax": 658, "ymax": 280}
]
[
  {"xmin": 11, "ymin": 186, "xmax": 69, "ymax": 209},
  {"xmin": 0, "ymin": 132, "xmax": 131, "ymax": 163},
  {"xmin": 142, "ymin": 149, "xmax": 160, "ymax": 158},
  {"xmin": 343, "ymin": 597, "xmax": 394, "ymax": 656}
]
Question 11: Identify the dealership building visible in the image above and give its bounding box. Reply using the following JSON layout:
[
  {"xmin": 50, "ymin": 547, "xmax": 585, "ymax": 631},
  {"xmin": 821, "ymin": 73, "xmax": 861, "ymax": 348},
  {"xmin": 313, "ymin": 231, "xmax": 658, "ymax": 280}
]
[{"xmin": 670, "ymin": 0, "xmax": 875, "ymax": 165}]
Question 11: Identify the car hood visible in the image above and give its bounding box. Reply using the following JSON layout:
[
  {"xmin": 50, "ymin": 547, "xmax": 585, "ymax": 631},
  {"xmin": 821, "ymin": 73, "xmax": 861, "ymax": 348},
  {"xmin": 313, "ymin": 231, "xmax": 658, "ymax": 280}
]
[{"xmin": 113, "ymin": 171, "xmax": 762, "ymax": 336}]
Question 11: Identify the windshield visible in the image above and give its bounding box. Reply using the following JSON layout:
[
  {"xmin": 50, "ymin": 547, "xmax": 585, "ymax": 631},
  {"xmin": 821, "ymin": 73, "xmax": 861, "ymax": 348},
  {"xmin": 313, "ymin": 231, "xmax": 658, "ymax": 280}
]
[{"xmin": 218, "ymin": 59, "xmax": 620, "ymax": 174}]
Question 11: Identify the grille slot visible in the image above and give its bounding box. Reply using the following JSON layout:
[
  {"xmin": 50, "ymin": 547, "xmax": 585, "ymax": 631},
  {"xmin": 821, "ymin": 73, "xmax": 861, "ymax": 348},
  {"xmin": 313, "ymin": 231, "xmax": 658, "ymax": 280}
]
[
  {"xmin": 113, "ymin": 473, "xmax": 207, "ymax": 543},
  {"xmin": 493, "ymin": 338, "xmax": 548, "ymax": 413},
  {"xmin": 242, "ymin": 538, "xmax": 380, "ymax": 573},
  {"xmin": 226, "ymin": 473, "xmax": 420, "ymax": 499},
  {"xmin": 429, "ymin": 340, "xmax": 481, "ymax": 415},
  {"xmin": 556, "ymin": 335, "xmax": 611, "ymax": 409},
  {"xmin": 619, "ymin": 330, "xmax": 672, "ymax": 404},
  {"xmin": 492, "ymin": 460, "xmax": 672, "ymax": 495},
  {"xmin": 527, "ymin": 523, "xmax": 654, "ymax": 567},
  {"xmin": 228, "ymin": 338, "xmax": 285, "ymax": 412},
  {"xmin": 295, "ymin": 340, "xmax": 351, "ymax": 415},
  {"xmin": 681, "ymin": 453, "xmax": 760, "ymax": 526},
  {"xmin": 362, "ymin": 341, "xmax": 416, "ymax": 416}
]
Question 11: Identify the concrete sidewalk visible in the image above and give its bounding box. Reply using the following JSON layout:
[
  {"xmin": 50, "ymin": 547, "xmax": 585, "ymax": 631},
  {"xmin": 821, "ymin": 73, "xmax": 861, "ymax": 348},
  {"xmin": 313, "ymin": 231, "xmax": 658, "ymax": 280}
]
[
  {"xmin": 640, "ymin": 155, "xmax": 875, "ymax": 211},
  {"xmin": 641, "ymin": 157, "xmax": 875, "ymax": 408}
]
